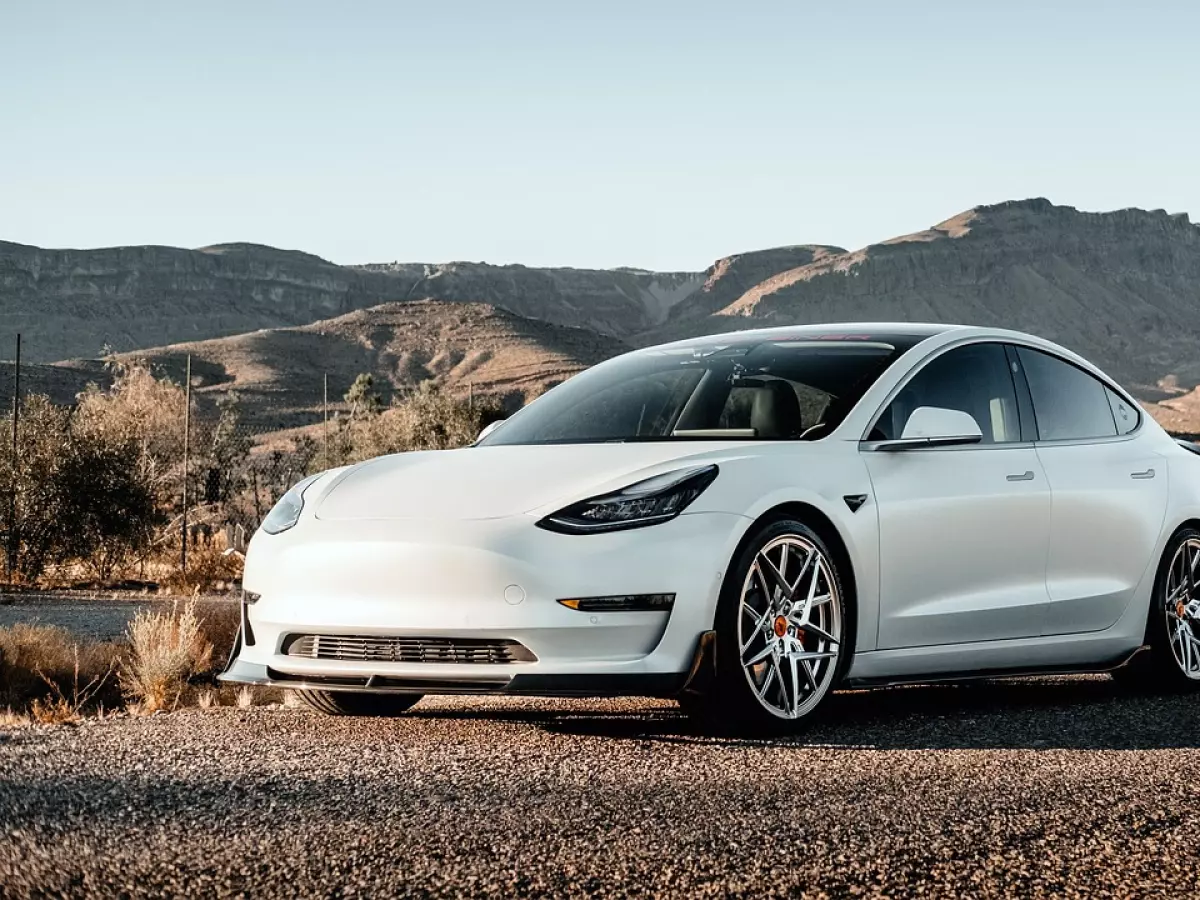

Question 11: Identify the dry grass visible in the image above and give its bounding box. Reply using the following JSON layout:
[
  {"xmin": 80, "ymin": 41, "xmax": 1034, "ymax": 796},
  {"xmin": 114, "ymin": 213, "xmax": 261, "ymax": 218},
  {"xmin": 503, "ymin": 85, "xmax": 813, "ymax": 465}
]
[
  {"xmin": 29, "ymin": 646, "xmax": 117, "ymax": 724},
  {"xmin": 0, "ymin": 707, "xmax": 32, "ymax": 727},
  {"xmin": 0, "ymin": 597, "xmax": 259, "ymax": 722},
  {"xmin": 120, "ymin": 600, "xmax": 213, "ymax": 712},
  {"xmin": 0, "ymin": 623, "xmax": 123, "ymax": 714}
]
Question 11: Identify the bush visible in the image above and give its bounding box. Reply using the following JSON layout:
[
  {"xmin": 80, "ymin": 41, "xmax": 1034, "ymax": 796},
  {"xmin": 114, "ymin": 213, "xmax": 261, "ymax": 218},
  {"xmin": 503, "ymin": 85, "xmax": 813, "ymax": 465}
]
[
  {"xmin": 75, "ymin": 359, "xmax": 186, "ymax": 506},
  {"xmin": 346, "ymin": 381, "xmax": 503, "ymax": 461},
  {"xmin": 0, "ymin": 394, "xmax": 160, "ymax": 582},
  {"xmin": 121, "ymin": 600, "xmax": 213, "ymax": 711},
  {"xmin": 193, "ymin": 599, "xmax": 242, "ymax": 671},
  {"xmin": 163, "ymin": 541, "xmax": 244, "ymax": 596}
]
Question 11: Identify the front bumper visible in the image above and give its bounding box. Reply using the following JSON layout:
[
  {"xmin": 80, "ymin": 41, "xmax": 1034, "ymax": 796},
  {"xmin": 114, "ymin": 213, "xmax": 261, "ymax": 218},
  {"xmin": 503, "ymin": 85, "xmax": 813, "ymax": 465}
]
[{"xmin": 222, "ymin": 511, "xmax": 746, "ymax": 696}]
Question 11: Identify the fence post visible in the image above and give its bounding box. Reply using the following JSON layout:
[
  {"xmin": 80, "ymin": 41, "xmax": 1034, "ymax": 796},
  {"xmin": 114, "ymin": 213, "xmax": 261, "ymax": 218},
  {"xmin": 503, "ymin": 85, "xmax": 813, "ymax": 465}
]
[
  {"xmin": 323, "ymin": 372, "xmax": 329, "ymax": 470},
  {"xmin": 6, "ymin": 333, "xmax": 19, "ymax": 583},
  {"xmin": 181, "ymin": 354, "xmax": 191, "ymax": 576}
]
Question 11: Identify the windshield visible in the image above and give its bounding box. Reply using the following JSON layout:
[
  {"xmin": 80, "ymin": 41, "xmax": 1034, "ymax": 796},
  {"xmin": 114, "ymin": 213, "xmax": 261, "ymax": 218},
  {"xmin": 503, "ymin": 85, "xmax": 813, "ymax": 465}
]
[{"xmin": 481, "ymin": 332, "xmax": 928, "ymax": 445}]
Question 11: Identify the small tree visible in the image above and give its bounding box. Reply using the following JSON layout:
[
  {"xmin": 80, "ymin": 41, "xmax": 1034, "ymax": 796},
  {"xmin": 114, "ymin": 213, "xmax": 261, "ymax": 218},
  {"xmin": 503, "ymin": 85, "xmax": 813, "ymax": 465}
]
[
  {"xmin": 344, "ymin": 373, "xmax": 382, "ymax": 420},
  {"xmin": 0, "ymin": 395, "xmax": 158, "ymax": 582},
  {"xmin": 75, "ymin": 358, "xmax": 186, "ymax": 511},
  {"xmin": 0, "ymin": 396, "xmax": 73, "ymax": 581},
  {"xmin": 55, "ymin": 432, "xmax": 159, "ymax": 580}
]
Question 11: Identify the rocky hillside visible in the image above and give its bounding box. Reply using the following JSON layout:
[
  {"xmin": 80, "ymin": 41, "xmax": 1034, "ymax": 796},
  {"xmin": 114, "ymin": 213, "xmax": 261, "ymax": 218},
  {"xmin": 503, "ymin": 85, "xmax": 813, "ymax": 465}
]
[
  {"xmin": 6, "ymin": 198, "xmax": 1200, "ymax": 432},
  {"xmin": 652, "ymin": 200, "xmax": 1200, "ymax": 395},
  {"xmin": 0, "ymin": 241, "xmax": 703, "ymax": 363},
  {"xmin": 662, "ymin": 245, "xmax": 846, "ymax": 323},
  {"xmin": 357, "ymin": 261, "xmax": 704, "ymax": 339},
  {"xmin": 95, "ymin": 301, "xmax": 630, "ymax": 431}
]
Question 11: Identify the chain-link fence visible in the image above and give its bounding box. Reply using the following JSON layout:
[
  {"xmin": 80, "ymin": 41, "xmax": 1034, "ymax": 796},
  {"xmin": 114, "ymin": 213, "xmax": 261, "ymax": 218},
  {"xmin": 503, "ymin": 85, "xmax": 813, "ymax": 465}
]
[{"xmin": 0, "ymin": 335, "xmax": 499, "ymax": 591}]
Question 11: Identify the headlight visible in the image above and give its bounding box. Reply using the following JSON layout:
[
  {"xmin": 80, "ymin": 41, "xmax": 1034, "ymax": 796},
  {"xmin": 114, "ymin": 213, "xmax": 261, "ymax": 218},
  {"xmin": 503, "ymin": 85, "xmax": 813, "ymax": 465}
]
[
  {"xmin": 537, "ymin": 465, "xmax": 718, "ymax": 534},
  {"xmin": 260, "ymin": 473, "xmax": 323, "ymax": 535}
]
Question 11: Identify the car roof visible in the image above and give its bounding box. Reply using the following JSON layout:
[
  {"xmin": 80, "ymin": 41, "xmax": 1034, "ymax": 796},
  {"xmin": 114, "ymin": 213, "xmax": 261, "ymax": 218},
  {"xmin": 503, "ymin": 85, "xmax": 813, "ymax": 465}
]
[{"xmin": 656, "ymin": 322, "xmax": 963, "ymax": 350}]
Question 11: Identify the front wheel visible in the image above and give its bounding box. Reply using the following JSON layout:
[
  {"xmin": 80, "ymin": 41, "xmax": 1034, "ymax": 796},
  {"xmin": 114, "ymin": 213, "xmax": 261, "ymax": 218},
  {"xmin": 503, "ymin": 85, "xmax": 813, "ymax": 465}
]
[
  {"xmin": 295, "ymin": 690, "xmax": 424, "ymax": 716},
  {"xmin": 682, "ymin": 518, "xmax": 850, "ymax": 734}
]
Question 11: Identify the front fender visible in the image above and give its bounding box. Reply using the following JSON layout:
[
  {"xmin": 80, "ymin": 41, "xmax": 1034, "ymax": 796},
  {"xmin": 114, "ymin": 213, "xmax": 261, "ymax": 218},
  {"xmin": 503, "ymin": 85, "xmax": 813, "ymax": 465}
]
[{"xmin": 688, "ymin": 448, "xmax": 880, "ymax": 654}]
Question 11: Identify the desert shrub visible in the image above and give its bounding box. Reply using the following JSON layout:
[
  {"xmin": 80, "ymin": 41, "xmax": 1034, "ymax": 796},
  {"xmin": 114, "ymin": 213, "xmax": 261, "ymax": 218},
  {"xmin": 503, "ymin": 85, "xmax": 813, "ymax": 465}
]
[
  {"xmin": 163, "ymin": 539, "xmax": 244, "ymax": 595},
  {"xmin": 75, "ymin": 359, "xmax": 186, "ymax": 507},
  {"xmin": 53, "ymin": 435, "xmax": 159, "ymax": 580},
  {"xmin": 121, "ymin": 600, "xmax": 213, "ymax": 711},
  {"xmin": 345, "ymin": 373, "xmax": 383, "ymax": 419},
  {"xmin": 193, "ymin": 599, "xmax": 242, "ymax": 672},
  {"xmin": 0, "ymin": 395, "xmax": 159, "ymax": 582},
  {"xmin": 347, "ymin": 381, "xmax": 504, "ymax": 461},
  {"xmin": 0, "ymin": 623, "xmax": 122, "ymax": 714}
]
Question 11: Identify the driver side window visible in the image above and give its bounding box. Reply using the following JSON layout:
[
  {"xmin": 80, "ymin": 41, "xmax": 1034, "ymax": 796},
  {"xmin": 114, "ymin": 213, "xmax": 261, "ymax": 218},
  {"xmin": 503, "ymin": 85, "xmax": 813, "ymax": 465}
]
[{"xmin": 872, "ymin": 343, "xmax": 1021, "ymax": 444}]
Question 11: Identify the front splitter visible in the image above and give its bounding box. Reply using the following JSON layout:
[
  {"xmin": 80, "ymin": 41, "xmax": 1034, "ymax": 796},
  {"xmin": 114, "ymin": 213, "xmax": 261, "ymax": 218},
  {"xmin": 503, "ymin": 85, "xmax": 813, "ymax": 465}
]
[{"xmin": 220, "ymin": 658, "xmax": 687, "ymax": 698}]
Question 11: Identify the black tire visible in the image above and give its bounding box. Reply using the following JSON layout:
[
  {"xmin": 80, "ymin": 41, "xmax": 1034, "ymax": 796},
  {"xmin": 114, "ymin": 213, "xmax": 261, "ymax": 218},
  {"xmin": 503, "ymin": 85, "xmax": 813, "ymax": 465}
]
[
  {"xmin": 1113, "ymin": 526, "xmax": 1200, "ymax": 692},
  {"xmin": 681, "ymin": 517, "xmax": 852, "ymax": 735},
  {"xmin": 295, "ymin": 690, "xmax": 424, "ymax": 716}
]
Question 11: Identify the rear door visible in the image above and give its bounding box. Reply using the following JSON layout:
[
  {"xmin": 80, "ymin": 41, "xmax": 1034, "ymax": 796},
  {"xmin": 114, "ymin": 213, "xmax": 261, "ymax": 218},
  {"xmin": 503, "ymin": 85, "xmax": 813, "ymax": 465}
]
[
  {"xmin": 1013, "ymin": 346, "xmax": 1169, "ymax": 635},
  {"xmin": 864, "ymin": 342, "xmax": 1052, "ymax": 649}
]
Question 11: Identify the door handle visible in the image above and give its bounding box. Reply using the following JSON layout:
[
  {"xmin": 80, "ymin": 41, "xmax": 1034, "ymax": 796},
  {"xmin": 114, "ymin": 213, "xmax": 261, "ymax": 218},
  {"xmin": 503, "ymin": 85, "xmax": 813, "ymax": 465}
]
[
  {"xmin": 1130, "ymin": 468, "xmax": 1156, "ymax": 480},
  {"xmin": 1006, "ymin": 470, "xmax": 1035, "ymax": 482}
]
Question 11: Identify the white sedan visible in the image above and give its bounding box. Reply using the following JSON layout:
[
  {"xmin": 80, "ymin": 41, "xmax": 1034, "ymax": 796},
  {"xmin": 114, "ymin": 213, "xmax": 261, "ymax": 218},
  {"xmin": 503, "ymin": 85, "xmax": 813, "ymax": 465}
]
[{"xmin": 221, "ymin": 323, "xmax": 1200, "ymax": 733}]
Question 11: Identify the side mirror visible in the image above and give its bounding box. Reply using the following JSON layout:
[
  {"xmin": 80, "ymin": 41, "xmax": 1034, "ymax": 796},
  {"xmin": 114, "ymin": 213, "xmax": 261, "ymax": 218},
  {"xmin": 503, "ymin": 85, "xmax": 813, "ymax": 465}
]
[
  {"xmin": 475, "ymin": 419, "xmax": 506, "ymax": 444},
  {"xmin": 875, "ymin": 406, "xmax": 983, "ymax": 451}
]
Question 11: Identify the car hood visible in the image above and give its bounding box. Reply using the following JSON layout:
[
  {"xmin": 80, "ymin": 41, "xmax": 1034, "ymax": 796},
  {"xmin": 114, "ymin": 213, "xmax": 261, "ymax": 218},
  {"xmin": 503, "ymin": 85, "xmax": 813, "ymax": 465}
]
[{"xmin": 314, "ymin": 443, "xmax": 743, "ymax": 522}]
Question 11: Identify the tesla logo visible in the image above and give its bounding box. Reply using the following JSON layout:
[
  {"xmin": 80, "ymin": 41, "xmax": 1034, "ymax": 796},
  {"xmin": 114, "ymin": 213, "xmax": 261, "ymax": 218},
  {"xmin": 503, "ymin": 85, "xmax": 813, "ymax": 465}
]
[{"xmin": 844, "ymin": 494, "xmax": 869, "ymax": 513}]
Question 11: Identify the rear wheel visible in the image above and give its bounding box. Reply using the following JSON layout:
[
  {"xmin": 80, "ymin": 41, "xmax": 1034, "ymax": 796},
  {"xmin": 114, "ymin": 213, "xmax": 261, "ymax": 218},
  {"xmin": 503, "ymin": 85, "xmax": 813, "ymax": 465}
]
[
  {"xmin": 1115, "ymin": 527, "xmax": 1200, "ymax": 690},
  {"xmin": 295, "ymin": 690, "xmax": 424, "ymax": 716},
  {"xmin": 681, "ymin": 518, "xmax": 850, "ymax": 734}
]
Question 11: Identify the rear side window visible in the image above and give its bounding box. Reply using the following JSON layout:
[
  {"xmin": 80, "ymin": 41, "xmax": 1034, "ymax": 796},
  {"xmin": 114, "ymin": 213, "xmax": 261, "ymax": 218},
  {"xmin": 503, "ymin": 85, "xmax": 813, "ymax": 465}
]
[
  {"xmin": 1016, "ymin": 347, "xmax": 1118, "ymax": 441},
  {"xmin": 1106, "ymin": 387, "xmax": 1140, "ymax": 436}
]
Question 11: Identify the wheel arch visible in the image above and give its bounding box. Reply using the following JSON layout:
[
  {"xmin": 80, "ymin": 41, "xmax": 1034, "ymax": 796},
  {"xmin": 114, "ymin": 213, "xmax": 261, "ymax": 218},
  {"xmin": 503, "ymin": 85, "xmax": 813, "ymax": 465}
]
[{"xmin": 726, "ymin": 500, "xmax": 861, "ymax": 670}]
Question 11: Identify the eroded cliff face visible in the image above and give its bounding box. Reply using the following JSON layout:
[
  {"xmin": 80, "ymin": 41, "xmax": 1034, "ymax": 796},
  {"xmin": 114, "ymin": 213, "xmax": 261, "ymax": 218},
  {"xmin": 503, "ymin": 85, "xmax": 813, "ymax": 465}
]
[
  {"xmin": 665, "ymin": 244, "xmax": 847, "ymax": 325},
  {"xmin": 7, "ymin": 198, "xmax": 1200, "ymax": 406},
  {"xmin": 0, "ymin": 242, "xmax": 705, "ymax": 363},
  {"xmin": 657, "ymin": 200, "xmax": 1200, "ymax": 391},
  {"xmin": 0, "ymin": 241, "xmax": 390, "ymax": 362}
]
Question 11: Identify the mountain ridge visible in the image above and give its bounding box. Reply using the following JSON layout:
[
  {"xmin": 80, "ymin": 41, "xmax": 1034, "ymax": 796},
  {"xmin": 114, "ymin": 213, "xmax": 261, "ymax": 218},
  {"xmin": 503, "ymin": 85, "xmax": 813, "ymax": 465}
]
[{"xmin": 5, "ymin": 198, "xmax": 1200, "ymax": 431}]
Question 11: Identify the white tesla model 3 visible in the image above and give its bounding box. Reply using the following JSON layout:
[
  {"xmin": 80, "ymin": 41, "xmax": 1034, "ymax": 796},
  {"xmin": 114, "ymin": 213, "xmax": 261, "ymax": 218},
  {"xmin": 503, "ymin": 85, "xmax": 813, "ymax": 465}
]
[{"xmin": 221, "ymin": 323, "xmax": 1200, "ymax": 732}]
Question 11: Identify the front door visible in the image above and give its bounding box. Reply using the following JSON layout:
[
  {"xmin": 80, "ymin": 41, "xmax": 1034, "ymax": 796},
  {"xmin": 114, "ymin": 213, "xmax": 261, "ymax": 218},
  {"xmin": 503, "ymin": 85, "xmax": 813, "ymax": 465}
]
[{"xmin": 864, "ymin": 342, "xmax": 1052, "ymax": 649}]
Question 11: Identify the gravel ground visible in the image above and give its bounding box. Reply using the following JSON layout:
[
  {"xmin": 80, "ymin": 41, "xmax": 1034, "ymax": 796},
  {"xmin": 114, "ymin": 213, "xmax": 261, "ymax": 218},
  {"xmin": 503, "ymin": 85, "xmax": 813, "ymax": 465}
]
[{"xmin": 1, "ymin": 678, "xmax": 1198, "ymax": 898}]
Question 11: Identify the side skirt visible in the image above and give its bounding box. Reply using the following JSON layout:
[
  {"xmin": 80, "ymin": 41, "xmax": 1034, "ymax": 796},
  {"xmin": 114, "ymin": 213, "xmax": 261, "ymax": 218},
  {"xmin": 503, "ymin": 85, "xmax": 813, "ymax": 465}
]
[{"xmin": 843, "ymin": 645, "xmax": 1148, "ymax": 689}]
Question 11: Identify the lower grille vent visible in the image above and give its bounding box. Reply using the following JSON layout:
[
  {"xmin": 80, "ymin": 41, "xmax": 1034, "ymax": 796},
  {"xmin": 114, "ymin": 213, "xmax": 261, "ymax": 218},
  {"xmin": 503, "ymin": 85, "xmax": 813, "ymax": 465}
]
[{"xmin": 283, "ymin": 634, "xmax": 536, "ymax": 664}]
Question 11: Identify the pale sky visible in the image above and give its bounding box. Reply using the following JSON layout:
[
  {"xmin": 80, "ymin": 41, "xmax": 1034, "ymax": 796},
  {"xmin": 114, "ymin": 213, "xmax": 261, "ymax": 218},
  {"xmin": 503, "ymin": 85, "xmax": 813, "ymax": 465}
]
[{"xmin": 2, "ymin": 0, "xmax": 1198, "ymax": 270}]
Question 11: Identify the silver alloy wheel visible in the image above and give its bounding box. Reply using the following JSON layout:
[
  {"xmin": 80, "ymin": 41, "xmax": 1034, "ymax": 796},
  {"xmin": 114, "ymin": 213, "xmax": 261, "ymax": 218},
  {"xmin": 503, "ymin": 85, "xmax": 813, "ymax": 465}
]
[
  {"xmin": 737, "ymin": 533, "xmax": 843, "ymax": 719},
  {"xmin": 1165, "ymin": 537, "xmax": 1200, "ymax": 680}
]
